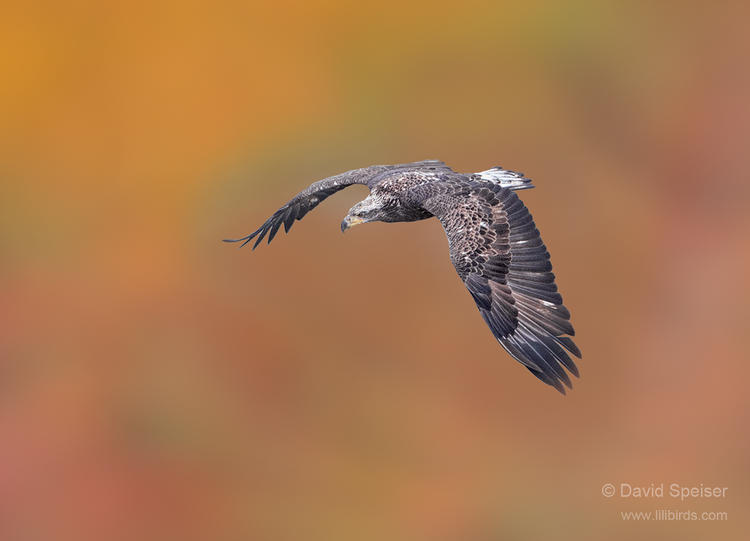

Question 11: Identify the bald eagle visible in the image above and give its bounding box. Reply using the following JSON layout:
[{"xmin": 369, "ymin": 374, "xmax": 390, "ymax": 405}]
[{"xmin": 226, "ymin": 160, "xmax": 581, "ymax": 393}]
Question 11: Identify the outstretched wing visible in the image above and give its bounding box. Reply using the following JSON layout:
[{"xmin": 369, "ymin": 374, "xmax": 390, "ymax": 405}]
[
  {"xmin": 225, "ymin": 160, "xmax": 450, "ymax": 249},
  {"xmin": 413, "ymin": 181, "xmax": 581, "ymax": 393},
  {"xmin": 224, "ymin": 166, "xmax": 378, "ymax": 249}
]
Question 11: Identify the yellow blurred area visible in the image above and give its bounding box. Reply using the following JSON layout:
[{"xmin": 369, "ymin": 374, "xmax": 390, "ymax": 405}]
[{"xmin": 1, "ymin": 1, "xmax": 749, "ymax": 540}]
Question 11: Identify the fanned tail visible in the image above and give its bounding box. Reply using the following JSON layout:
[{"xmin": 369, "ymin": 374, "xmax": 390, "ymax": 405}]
[{"xmin": 473, "ymin": 167, "xmax": 534, "ymax": 191}]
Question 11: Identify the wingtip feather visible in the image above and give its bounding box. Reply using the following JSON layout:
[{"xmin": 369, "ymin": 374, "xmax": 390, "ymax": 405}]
[{"xmin": 223, "ymin": 227, "xmax": 263, "ymax": 249}]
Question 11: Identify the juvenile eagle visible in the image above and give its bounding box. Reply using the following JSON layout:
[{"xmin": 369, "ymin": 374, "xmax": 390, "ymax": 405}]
[{"xmin": 226, "ymin": 160, "xmax": 581, "ymax": 393}]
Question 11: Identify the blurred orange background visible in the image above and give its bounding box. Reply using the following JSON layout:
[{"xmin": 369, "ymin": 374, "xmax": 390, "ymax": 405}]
[{"xmin": 2, "ymin": 1, "xmax": 749, "ymax": 540}]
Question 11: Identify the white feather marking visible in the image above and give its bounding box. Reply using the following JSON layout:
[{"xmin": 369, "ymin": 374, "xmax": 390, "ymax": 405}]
[{"xmin": 475, "ymin": 167, "xmax": 533, "ymax": 190}]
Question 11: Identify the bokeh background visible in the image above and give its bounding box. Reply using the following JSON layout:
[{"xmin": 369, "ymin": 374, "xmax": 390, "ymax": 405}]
[{"xmin": 2, "ymin": 1, "xmax": 749, "ymax": 540}]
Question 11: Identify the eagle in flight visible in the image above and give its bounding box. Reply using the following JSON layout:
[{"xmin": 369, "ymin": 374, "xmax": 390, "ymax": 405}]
[{"xmin": 226, "ymin": 160, "xmax": 581, "ymax": 393}]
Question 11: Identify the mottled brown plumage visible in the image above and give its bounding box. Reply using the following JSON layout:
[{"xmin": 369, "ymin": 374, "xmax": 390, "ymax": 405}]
[{"xmin": 226, "ymin": 160, "xmax": 581, "ymax": 393}]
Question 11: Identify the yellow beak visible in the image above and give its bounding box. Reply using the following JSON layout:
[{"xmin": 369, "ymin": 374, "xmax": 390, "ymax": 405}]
[{"xmin": 341, "ymin": 215, "xmax": 366, "ymax": 232}]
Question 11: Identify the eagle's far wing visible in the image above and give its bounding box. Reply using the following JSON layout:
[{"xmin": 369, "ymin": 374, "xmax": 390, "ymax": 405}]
[
  {"xmin": 413, "ymin": 181, "xmax": 581, "ymax": 393},
  {"xmin": 224, "ymin": 166, "xmax": 385, "ymax": 249},
  {"xmin": 225, "ymin": 160, "xmax": 451, "ymax": 249}
]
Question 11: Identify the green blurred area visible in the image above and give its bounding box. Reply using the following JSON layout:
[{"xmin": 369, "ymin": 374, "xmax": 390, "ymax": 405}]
[{"xmin": 1, "ymin": 1, "xmax": 749, "ymax": 540}]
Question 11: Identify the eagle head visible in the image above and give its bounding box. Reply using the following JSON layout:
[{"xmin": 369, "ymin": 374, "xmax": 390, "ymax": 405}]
[{"xmin": 341, "ymin": 194, "xmax": 386, "ymax": 232}]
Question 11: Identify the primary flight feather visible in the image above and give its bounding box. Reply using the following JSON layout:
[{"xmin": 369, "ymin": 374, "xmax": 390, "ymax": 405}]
[{"xmin": 226, "ymin": 160, "xmax": 581, "ymax": 393}]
